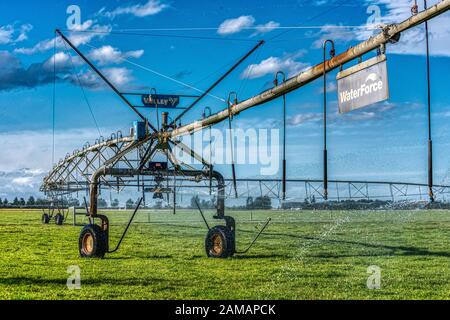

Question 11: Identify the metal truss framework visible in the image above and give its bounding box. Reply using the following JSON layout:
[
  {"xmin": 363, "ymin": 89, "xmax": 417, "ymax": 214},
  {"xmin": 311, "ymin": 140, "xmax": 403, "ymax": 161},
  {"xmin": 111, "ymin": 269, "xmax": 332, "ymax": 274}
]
[
  {"xmin": 41, "ymin": 131, "xmax": 213, "ymax": 198},
  {"xmin": 221, "ymin": 179, "xmax": 450, "ymax": 202},
  {"xmin": 40, "ymin": 129, "xmax": 450, "ymax": 203}
]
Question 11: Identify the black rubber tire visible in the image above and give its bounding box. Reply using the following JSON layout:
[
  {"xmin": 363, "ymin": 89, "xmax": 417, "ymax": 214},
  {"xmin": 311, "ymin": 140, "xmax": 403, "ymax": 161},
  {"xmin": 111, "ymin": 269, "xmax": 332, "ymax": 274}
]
[
  {"xmin": 55, "ymin": 213, "xmax": 64, "ymax": 226},
  {"xmin": 79, "ymin": 224, "xmax": 107, "ymax": 258},
  {"xmin": 42, "ymin": 213, "xmax": 50, "ymax": 224},
  {"xmin": 205, "ymin": 226, "xmax": 235, "ymax": 258}
]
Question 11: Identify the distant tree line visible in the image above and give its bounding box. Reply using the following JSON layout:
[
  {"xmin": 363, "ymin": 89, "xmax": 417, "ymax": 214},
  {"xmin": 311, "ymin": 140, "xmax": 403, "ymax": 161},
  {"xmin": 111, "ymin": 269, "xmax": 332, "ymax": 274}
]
[
  {"xmin": 226, "ymin": 196, "xmax": 273, "ymax": 210},
  {"xmin": 282, "ymin": 198, "xmax": 450, "ymax": 210},
  {"xmin": 0, "ymin": 196, "xmax": 48, "ymax": 208},
  {"xmin": 0, "ymin": 196, "xmax": 82, "ymax": 208}
]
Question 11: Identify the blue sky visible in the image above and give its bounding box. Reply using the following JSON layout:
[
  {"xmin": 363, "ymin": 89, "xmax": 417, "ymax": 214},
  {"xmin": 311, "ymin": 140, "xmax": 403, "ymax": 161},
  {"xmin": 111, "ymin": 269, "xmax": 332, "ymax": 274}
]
[{"xmin": 0, "ymin": 0, "xmax": 450, "ymax": 199}]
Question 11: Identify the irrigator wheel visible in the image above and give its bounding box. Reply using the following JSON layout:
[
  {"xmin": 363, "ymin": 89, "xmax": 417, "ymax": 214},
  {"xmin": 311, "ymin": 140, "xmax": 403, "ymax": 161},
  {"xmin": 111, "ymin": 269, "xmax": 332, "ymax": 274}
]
[
  {"xmin": 205, "ymin": 226, "xmax": 235, "ymax": 258},
  {"xmin": 55, "ymin": 213, "xmax": 64, "ymax": 226},
  {"xmin": 79, "ymin": 224, "xmax": 107, "ymax": 258},
  {"xmin": 42, "ymin": 213, "xmax": 50, "ymax": 224}
]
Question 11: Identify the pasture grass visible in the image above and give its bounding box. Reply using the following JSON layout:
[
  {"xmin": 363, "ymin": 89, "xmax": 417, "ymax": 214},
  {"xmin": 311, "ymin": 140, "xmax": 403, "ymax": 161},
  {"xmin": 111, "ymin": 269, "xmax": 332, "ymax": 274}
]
[{"xmin": 0, "ymin": 208, "xmax": 449, "ymax": 300}]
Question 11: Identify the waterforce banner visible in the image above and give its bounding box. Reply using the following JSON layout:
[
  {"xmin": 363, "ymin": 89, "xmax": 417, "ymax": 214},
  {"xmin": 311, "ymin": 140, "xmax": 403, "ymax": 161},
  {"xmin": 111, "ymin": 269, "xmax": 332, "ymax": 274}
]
[{"xmin": 337, "ymin": 54, "xmax": 389, "ymax": 113}]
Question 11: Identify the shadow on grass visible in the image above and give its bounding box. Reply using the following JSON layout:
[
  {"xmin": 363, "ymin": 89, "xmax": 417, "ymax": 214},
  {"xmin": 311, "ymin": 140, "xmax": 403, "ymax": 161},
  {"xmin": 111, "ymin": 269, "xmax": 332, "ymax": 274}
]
[
  {"xmin": 309, "ymin": 237, "xmax": 450, "ymax": 258},
  {"xmin": 106, "ymin": 254, "xmax": 174, "ymax": 260},
  {"xmin": 265, "ymin": 231, "xmax": 450, "ymax": 258},
  {"xmin": 0, "ymin": 277, "xmax": 184, "ymax": 286},
  {"xmin": 232, "ymin": 253, "xmax": 291, "ymax": 259},
  {"xmin": 107, "ymin": 221, "xmax": 450, "ymax": 259}
]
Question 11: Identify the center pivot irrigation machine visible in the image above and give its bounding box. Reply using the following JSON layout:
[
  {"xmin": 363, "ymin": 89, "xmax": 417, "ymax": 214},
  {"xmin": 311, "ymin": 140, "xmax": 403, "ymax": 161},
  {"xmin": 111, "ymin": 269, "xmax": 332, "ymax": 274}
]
[{"xmin": 41, "ymin": 1, "xmax": 450, "ymax": 259}]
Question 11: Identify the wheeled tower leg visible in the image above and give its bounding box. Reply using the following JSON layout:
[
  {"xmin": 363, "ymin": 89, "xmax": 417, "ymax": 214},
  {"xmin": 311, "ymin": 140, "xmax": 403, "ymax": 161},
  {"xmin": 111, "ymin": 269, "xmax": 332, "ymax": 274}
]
[
  {"xmin": 55, "ymin": 213, "xmax": 64, "ymax": 226},
  {"xmin": 42, "ymin": 213, "xmax": 50, "ymax": 224},
  {"xmin": 42, "ymin": 206, "xmax": 53, "ymax": 225},
  {"xmin": 81, "ymin": 168, "xmax": 230, "ymax": 259},
  {"xmin": 205, "ymin": 216, "xmax": 236, "ymax": 258},
  {"xmin": 78, "ymin": 214, "xmax": 109, "ymax": 258}
]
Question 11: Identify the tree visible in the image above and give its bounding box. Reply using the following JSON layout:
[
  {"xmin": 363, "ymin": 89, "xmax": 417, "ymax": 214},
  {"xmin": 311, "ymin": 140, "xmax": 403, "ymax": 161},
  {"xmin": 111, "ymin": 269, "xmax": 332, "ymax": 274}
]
[
  {"xmin": 13, "ymin": 197, "xmax": 19, "ymax": 206},
  {"xmin": 111, "ymin": 199, "xmax": 119, "ymax": 208},
  {"xmin": 252, "ymin": 196, "xmax": 272, "ymax": 210},
  {"xmin": 27, "ymin": 196, "xmax": 36, "ymax": 206},
  {"xmin": 126, "ymin": 199, "xmax": 135, "ymax": 209},
  {"xmin": 3, "ymin": 199, "xmax": 8, "ymax": 206},
  {"xmin": 35, "ymin": 198, "xmax": 49, "ymax": 206},
  {"xmin": 98, "ymin": 198, "xmax": 108, "ymax": 208},
  {"xmin": 246, "ymin": 197, "xmax": 254, "ymax": 209},
  {"xmin": 67, "ymin": 198, "xmax": 80, "ymax": 207},
  {"xmin": 190, "ymin": 195, "xmax": 200, "ymax": 209},
  {"xmin": 19, "ymin": 198, "xmax": 26, "ymax": 206}
]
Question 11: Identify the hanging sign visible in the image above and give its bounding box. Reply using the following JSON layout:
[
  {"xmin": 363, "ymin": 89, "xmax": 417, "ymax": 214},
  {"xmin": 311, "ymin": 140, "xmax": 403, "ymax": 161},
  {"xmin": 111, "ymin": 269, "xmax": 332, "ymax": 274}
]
[
  {"xmin": 337, "ymin": 54, "xmax": 389, "ymax": 113},
  {"xmin": 141, "ymin": 94, "xmax": 180, "ymax": 108}
]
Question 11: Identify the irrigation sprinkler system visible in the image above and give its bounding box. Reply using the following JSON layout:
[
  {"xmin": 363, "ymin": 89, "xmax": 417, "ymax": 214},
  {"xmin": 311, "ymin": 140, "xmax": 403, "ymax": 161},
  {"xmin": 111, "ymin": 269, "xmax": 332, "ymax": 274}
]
[{"xmin": 41, "ymin": 1, "xmax": 450, "ymax": 259}]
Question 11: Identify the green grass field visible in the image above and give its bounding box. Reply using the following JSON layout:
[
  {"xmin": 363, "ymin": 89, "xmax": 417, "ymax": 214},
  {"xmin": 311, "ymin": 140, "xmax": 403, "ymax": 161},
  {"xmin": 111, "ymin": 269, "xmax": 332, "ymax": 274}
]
[{"xmin": 0, "ymin": 208, "xmax": 449, "ymax": 300}]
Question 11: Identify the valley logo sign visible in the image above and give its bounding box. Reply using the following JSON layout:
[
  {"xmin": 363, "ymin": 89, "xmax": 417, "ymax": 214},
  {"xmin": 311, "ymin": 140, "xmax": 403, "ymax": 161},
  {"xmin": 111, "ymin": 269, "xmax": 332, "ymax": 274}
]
[
  {"xmin": 142, "ymin": 94, "xmax": 180, "ymax": 109},
  {"xmin": 337, "ymin": 54, "xmax": 389, "ymax": 113}
]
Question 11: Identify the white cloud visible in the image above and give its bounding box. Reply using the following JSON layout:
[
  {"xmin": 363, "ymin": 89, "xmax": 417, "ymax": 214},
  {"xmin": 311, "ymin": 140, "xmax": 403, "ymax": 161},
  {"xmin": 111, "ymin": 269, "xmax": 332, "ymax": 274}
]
[
  {"xmin": 16, "ymin": 24, "xmax": 33, "ymax": 42},
  {"xmin": 104, "ymin": 67, "xmax": 134, "ymax": 86},
  {"xmin": 0, "ymin": 24, "xmax": 33, "ymax": 45},
  {"xmin": 312, "ymin": 24, "xmax": 359, "ymax": 48},
  {"xmin": 12, "ymin": 177, "xmax": 34, "ymax": 187},
  {"xmin": 69, "ymin": 67, "xmax": 134, "ymax": 89},
  {"xmin": 88, "ymin": 45, "xmax": 144, "ymax": 65},
  {"xmin": 313, "ymin": 0, "xmax": 450, "ymax": 56},
  {"xmin": 286, "ymin": 101, "xmax": 397, "ymax": 127},
  {"xmin": 255, "ymin": 21, "xmax": 280, "ymax": 34},
  {"xmin": 218, "ymin": 16, "xmax": 281, "ymax": 36},
  {"xmin": 241, "ymin": 51, "xmax": 309, "ymax": 79},
  {"xmin": 318, "ymin": 82, "xmax": 337, "ymax": 93},
  {"xmin": 288, "ymin": 113, "xmax": 322, "ymax": 126},
  {"xmin": 105, "ymin": 0, "xmax": 168, "ymax": 18},
  {"xmin": 68, "ymin": 20, "xmax": 112, "ymax": 47},
  {"xmin": 43, "ymin": 52, "xmax": 82, "ymax": 71},
  {"xmin": 14, "ymin": 20, "xmax": 111, "ymax": 55},
  {"xmin": 14, "ymin": 38, "xmax": 55, "ymax": 55},
  {"xmin": 0, "ymin": 25, "xmax": 14, "ymax": 44},
  {"xmin": 0, "ymin": 128, "xmax": 116, "ymax": 197},
  {"xmin": 358, "ymin": 0, "xmax": 450, "ymax": 56},
  {"xmin": 218, "ymin": 16, "xmax": 256, "ymax": 35}
]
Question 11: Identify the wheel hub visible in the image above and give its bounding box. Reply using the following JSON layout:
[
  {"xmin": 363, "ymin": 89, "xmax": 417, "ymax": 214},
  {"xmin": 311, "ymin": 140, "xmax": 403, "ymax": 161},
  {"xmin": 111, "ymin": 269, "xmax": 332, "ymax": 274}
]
[
  {"xmin": 82, "ymin": 233, "xmax": 94, "ymax": 255},
  {"xmin": 211, "ymin": 234, "xmax": 223, "ymax": 256}
]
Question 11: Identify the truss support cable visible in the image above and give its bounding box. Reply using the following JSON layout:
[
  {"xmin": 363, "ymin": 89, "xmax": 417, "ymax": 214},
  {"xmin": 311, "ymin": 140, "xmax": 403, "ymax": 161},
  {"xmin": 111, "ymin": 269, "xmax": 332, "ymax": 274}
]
[
  {"xmin": 90, "ymin": 45, "xmax": 226, "ymax": 104},
  {"xmin": 227, "ymin": 94, "xmax": 238, "ymax": 199},
  {"xmin": 424, "ymin": 0, "xmax": 434, "ymax": 203},
  {"xmin": 172, "ymin": 40, "xmax": 265, "ymax": 126},
  {"xmin": 61, "ymin": 29, "xmax": 261, "ymax": 43},
  {"xmin": 61, "ymin": 38, "xmax": 102, "ymax": 137},
  {"xmin": 282, "ymin": 92, "xmax": 287, "ymax": 201},
  {"xmin": 203, "ymin": 107, "xmax": 213, "ymax": 195},
  {"xmin": 195, "ymin": 198, "xmax": 210, "ymax": 231},
  {"xmin": 275, "ymin": 71, "xmax": 287, "ymax": 201},
  {"xmin": 108, "ymin": 197, "xmax": 143, "ymax": 254},
  {"xmin": 55, "ymin": 29, "xmax": 155, "ymax": 130},
  {"xmin": 52, "ymin": 31, "xmax": 56, "ymax": 165}
]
